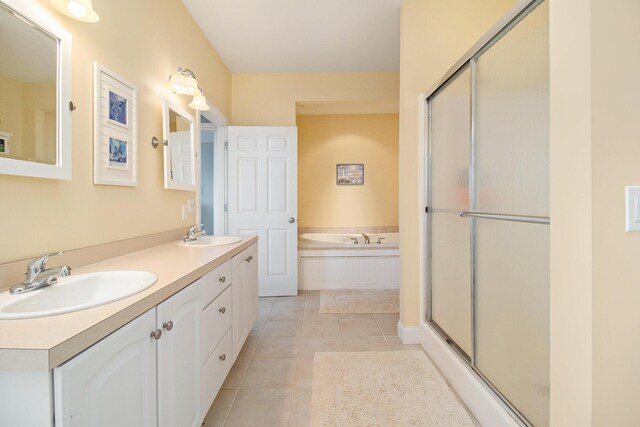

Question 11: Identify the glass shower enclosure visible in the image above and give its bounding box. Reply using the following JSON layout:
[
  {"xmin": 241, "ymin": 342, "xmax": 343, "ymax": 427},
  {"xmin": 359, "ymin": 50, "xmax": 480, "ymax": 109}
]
[{"xmin": 425, "ymin": 1, "xmax": 549, "ymax": 426}]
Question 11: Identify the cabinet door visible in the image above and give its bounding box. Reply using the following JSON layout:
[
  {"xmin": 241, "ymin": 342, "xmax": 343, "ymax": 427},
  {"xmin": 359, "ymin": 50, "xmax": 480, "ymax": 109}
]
[
  {"xmin": 54, "ymin": 309, "xmax": 157, "ymax": 427},
  {"xmin": 232, "ymin": 252, "xmax": 247, "ymax": 360},
  {"xmin": 245, "ymin": 244, "xmax": 259, "ymax": 332},
  {"xmin": 157, "ymin": 283, "xmax": 201, "ymax": 427}
]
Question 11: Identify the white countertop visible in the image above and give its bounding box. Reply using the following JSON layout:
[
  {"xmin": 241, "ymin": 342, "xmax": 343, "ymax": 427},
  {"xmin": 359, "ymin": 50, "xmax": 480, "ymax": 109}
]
[{"xmin": 0, "ymin": 236, "xmax": 258, "ymax": 371}]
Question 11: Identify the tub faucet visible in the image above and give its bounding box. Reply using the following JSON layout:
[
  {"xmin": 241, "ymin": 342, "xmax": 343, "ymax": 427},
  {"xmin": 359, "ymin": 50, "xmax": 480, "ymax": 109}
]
[
  {"xmin": 349, "ymin": 237, "xmax": 359, "ymax": 244},
  {"xmin": 10, "ymin": 252, "xmax": 71, "ymax": 295},
  {"xmin": 184, "ymin": 224, "xmax": 206, "ymax": 242},
  {"xmin": 362, "ymin": 233, "xmax": 370, "ymax": 244}
]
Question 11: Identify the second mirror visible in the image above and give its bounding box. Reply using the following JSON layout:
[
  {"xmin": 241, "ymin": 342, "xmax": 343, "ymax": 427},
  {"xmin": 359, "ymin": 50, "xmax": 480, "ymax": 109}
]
[{"xmin": 163, "ymin": 99, "xmax": 195, "ymax": 190}]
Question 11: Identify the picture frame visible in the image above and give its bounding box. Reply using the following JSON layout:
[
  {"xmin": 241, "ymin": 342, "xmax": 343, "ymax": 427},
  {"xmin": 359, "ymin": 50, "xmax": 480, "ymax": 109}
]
[
  {"xmin": 0, "ymin": 131, "xmax": 12, "ymax": 156},
  {"xmin": 337, "ymin": 163, "xmax": 364, "ymax": 185},
  {"xmin": 94, "ymin": 63, "xmax": 137, "ymax": 186}
]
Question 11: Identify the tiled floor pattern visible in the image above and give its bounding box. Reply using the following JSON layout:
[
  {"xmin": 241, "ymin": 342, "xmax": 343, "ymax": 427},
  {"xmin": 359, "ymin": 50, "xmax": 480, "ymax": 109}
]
[{"xmin": 202, "ymin": 290, "xmax": 438, "ymax": 426}]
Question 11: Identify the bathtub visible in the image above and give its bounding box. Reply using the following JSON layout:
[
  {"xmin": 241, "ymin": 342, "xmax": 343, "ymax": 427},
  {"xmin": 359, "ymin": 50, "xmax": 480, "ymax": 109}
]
[
  {"xmin": 298, "ymin": 232, "xmax": 399, "ymax": 290},
  {"xmin": 299, "ymin": 232, "xmax": 398, "ymax": 247}
]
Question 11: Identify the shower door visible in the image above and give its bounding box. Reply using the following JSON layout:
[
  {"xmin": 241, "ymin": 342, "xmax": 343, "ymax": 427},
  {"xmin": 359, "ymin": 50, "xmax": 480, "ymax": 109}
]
[{"xmin": 426, "ymin": 1, "xmax": 549, "ymax": 426}]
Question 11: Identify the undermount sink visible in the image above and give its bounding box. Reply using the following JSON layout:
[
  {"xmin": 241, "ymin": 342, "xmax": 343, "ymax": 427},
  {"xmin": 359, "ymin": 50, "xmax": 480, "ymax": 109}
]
[
  {"xmin": 0, "ymin": 271, "xmax": 157, "ymax": 320},
  {"xmin": 179, "ymin": 235, "xmax": 243, "ymax": 247}
]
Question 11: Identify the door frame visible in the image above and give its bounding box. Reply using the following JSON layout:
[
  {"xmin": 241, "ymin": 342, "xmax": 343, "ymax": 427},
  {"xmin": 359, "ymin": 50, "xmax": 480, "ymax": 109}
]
[{"xmin": 195, "ymin": 100, "xmax": 228, "ymax": 236}]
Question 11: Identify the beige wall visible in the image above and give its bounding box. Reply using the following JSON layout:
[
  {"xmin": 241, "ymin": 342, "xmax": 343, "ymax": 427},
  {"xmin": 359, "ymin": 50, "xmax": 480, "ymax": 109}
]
[
  {"xmin": 232, "ymin": 72, "xmax": 399, "ymax": 126},
  {"xmin": 0, "ymin": 0, "xmax": 231, "ymax": 264},
  {"xmin": 590, "ymin": 0, "xmax": 640, "ymax": 424},
  {"xmin": 297, "ymin": 114, "xmax": 399, "ymax": 228},
  {"xmin": 398, "ymin": 0, "xmax": 516, "ymax": 327}
]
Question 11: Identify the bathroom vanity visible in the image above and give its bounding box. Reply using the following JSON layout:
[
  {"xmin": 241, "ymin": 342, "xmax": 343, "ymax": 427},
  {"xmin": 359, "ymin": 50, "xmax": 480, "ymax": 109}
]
[{"xmin": 0, "ymin": 236, "xmax": 258, "ymax": 427}]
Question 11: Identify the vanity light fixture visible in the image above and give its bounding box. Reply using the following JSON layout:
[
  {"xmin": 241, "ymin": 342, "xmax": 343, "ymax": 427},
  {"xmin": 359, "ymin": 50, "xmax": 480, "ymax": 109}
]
[
  {"xmin": 168, "ymin": 67, "xmax": 198, "ymax": 96},
  {"xmin": 50, "ymin": 0, "xmax": 99, "ymax": 23},
  {"xmin": 188, "ymin": 88, "xmax": 210, "ymax": 111}
]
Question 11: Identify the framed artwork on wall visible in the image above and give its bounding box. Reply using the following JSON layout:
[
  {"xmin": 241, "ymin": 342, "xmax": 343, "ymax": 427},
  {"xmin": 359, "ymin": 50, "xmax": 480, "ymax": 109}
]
[
  {"xmin": 93, "ymin": 63, "xmax": 137, "ymax": 186},
  {"xmin": 337, "ymin": 163, "xmax": 364, "ymax": 185},
  {"xmin": 0, "ymin": 131, "xmax": 12, "ymax": 156}
]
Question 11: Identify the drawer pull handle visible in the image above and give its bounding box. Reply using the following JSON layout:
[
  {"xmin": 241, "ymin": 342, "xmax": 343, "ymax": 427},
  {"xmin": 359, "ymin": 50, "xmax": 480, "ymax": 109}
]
[
  {"xmin": 219, "ymin": 354, "xmax": 226, "ymax": 361},
  {"xmin": 219, "ymin": 276, "xmax": 226, "ymax": 283},
  {"xmin": 151, "ymin": 329, "xmax": 162, "ymax": 340},
  {"xmin": 246, "ymin": 255, "xmax": 253, "ymax": 262},
  {"xmin": 163, "ymin": 321, "xmax": 174, "ymax": 331},
  {"xmin": 219, "ymin": 307, "xmax": 226, "ymax": 314}
]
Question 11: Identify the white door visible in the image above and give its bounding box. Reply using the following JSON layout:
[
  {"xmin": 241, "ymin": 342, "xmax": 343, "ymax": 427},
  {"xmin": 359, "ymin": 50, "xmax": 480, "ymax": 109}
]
[
  {"xmin": 54, "ymin": 309, "xmax": 157, "ymax": 427},
  {"xmin": 228, "ymin": 126, "xmax": 298, "ymax": 296},
  {"xmin": 157, "ymin": 283, "xmax": 201, "ymax": 427},
  {"xmin": 170, "ymin": 130, "xmax": 193, "ymax": 185}
]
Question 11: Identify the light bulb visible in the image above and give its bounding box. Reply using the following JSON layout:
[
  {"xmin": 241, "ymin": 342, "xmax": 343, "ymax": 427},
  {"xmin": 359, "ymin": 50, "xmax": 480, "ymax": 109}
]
[{"xmin": 66, "ymin": 0, "xmax": 87, "ymax": 18}]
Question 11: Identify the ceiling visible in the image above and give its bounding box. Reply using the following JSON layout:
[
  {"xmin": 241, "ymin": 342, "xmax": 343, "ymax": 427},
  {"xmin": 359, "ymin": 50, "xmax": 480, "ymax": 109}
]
[{"xmin": 180, "ymin": 0, "xmax": 401, "ymax": 73}]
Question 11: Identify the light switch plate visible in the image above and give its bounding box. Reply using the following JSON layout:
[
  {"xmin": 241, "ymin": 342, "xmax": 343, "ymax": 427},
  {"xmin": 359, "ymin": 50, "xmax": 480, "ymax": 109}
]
[
  {"xmin": 181, "ymin": 205, "xmax": 188, "ymax": 221},
  {"xmin": 625, "ymin": 186, "xmax": 640, "ymax": 231},
  {"xmin": 187, "ymin": 198, "xmax": 196, "ymax": 213}
]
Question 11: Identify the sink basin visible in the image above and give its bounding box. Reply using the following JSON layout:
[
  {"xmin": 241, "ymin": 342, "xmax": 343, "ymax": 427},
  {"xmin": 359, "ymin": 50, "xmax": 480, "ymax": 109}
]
[
  {"xmin": 179, "ymin": 235, "xmax": 243, "ymax": 247},
  {"xmin": 0, "ymin": 271, "xmax": 157, "ymax": 320}
]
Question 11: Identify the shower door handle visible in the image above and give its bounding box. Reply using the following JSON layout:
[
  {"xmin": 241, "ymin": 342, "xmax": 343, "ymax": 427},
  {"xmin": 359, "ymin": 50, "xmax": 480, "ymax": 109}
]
[{"xmin": 288, "ymin": 217, "xmax": 296, "ymax": 224}]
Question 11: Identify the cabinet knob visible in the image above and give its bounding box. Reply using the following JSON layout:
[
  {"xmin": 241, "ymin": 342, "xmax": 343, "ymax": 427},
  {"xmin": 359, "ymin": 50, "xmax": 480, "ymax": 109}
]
[
  {"xmin": 219, "ymin": 307, "xmax": 226, "ymax": 314},
  {"xmin": 219, "ymin": 354, "xmax": 226, "ymax": 361},
  {"xmin": 163, "ymin": 321, "xmax": 174, "ymax": 331},
  {"xmin": 219, "ymin": 276, "xmax": 226, "ymax": 283},
  {"xmin": 151, "ymin": 329, "xmax": 162, "ymax": 340}
]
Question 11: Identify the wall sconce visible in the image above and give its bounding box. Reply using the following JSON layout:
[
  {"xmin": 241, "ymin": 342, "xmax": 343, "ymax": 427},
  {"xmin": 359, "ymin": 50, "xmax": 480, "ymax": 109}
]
[
  {"xmin": 168, "ymin": 67, "xmax": 198, "ymax": 96},
  {"xmin": 50, "ymin": 0, "xmax": 99, "ymax": 22},
  {"xmin": 189, "ymin": 88, "xmax": 210, "ymax": 111},
  {"xmin": 169, "ymin": 67, "xmax": 210, "ymax": 111}
]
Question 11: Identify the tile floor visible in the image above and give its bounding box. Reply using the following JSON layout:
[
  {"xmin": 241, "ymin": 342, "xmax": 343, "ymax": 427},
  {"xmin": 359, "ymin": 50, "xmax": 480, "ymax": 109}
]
[{"xmin": 202, "ymin": 290, "xmax": 427, "ymax": 427}]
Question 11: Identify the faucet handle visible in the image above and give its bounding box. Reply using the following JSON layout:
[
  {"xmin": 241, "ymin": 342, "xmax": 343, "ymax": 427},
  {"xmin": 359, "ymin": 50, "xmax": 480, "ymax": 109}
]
[
  {"xmin": 187, "ymin": 224, "xmax": 204, "ymax": 234},
  {"xmin": 26, "ymin": 252, "xmax": 63, "ymax": 280}
]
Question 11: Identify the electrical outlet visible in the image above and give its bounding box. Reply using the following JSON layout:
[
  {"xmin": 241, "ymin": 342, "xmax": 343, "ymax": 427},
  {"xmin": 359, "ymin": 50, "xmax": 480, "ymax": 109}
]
[
  {"xmin": 181, "ymin": 205, "xmax": 187, "ymax": 220},
  {"xmin": 187, "ymin": 198, "xmax": 196, "ymax": 213}
]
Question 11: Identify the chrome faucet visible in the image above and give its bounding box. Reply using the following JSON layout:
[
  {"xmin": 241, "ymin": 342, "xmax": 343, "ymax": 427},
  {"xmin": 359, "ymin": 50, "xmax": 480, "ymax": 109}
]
[
  {"xmin": 362, "ymin": 233, "xmax": 370, "ymax": 244},
  {"xmin": 184, "ymin": 224, "xmax": 206, "ymax": 242},
  {"xmin": 10, "ymin": 252, "xmax": 71, "ymax": 295},
  {"xmin": 349, "ymin": 237, "xmax": 359, "ymax": 244}
]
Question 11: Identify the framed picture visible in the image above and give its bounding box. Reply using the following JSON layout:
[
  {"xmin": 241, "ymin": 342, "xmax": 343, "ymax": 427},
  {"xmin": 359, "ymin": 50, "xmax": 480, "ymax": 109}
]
[
  {"xmin": 0, "ymin": 131, "xmax": 11, "ymax": 156},
  {"xmin": 94, "ymin": 63, "xmax": 137, "ymax": 186},
  {"xmin": 337, "ymin": 163, "xmax": 364, "ymax": 185}
]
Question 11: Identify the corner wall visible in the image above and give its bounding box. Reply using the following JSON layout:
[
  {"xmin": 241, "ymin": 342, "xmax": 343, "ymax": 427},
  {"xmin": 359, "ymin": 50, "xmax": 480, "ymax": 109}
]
[{"xmin": 0, "ymin": 0, "xmax": 231, "ymax": 263}]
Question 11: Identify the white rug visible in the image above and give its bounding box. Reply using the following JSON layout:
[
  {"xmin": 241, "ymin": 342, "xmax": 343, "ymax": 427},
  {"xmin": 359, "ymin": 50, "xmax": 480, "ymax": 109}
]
[
  {"xmin": 311, "ymin": 351, "xmax": 475, "ymax": 427},
  {"xmin": 319, "ymin": 289, "xmax": 399, "ymax": 314}
]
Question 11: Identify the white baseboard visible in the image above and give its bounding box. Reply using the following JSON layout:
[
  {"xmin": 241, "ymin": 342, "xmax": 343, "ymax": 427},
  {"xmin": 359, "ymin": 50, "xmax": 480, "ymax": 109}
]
[
  {"xmin": 397, "ymin": 321, "xmax": 420, "ymax": 344},
  {"xmin": 419, "ymin": 322, "xmax": 520, "ymax": 427}
]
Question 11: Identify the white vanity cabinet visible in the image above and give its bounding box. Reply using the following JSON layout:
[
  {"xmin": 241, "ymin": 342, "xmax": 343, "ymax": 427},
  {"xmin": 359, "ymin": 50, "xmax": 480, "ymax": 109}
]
[
  {"xmin": 53, "ymin": 309, "xmax": 158, "ymax": 427},
  {"xmin": 54, "ymin": 282, "xmax": 202, "ymax": 427},
  {"xmin": 232, "ymin": 243, "xmax": 259, "ymax": 360}
]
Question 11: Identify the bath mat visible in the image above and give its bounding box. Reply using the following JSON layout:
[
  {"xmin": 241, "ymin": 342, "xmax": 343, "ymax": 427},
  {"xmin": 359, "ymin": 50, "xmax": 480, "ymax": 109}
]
[
  {"xmin": 319, "ymin": 289, "xmax": 399, "ymax": 313},
  {"xmin": 311, "ymin": 351, "xmax": 475, "ymax": 427}
]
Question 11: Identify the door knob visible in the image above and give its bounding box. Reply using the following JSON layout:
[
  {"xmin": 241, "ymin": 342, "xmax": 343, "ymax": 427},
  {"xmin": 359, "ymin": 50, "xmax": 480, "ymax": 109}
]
[{"xmin": 288, "ymin": 217, "xmax": 295, "ymax": 224}]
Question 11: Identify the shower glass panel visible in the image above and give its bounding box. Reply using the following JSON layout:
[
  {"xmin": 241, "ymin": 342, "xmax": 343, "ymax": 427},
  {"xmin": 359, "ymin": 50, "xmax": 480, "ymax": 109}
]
[
  {"xmin": 474, "ymin": 2, "xmax": 549, "ymax": 426},
  {"xmin": 475, "ymin": 219, "xmax": 549, "ymax": 427},
  {"xmin": 429, "ymin": 67, "xmax": 472, "ymax": 357}
]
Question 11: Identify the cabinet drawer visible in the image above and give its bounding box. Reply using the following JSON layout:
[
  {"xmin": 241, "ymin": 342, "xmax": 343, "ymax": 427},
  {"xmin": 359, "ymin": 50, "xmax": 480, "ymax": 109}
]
[
  {"xmin": 201, "ymin": 328, "xmax": 233, "ymax": 416},
  {"xmin": 201, "ymin": 286, "xmax": 232, "ymax": 363},
  {"xmin": 200, "ymin": 260, "xmax": 232, "ymax": 308}
]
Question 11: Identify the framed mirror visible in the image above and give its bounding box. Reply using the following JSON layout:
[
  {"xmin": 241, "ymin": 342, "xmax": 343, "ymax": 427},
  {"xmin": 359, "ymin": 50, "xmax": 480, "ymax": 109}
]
[
  {"xmin": 0, "ymin": 0, "xmax": 72, "ymax": 180},
  {"xmin": 163, "ymin": 99, "xmax": 196, "ymax": 191}
]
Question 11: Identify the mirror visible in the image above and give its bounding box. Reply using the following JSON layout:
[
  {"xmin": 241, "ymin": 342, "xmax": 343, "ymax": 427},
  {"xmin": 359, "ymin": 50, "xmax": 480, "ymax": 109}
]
[
  {"xmin": 162, "ymin": 99, "xmax": 196, "ymax": 191},
  {"xmin": 0, "ymin": 0, "xmax": 72, "ymax": 180}
]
